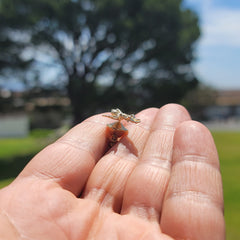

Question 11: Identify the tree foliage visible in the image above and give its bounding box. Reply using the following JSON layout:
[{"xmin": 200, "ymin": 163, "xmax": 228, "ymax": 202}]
[
  {"xmin": 181, "ymin": 84, "xmax": 217, "ymax": 120},
  {"xmin": 0, "ymin": 0, "xmax": 200, "ymax": 123}
]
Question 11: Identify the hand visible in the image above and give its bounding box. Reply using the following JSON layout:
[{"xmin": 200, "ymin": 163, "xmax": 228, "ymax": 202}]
[{"xmin": 0, "ymin": 104, "xmax": 225, "ymax": 240}]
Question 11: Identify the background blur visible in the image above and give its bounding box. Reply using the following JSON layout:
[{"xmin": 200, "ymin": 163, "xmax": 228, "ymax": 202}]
[{"xmin": 0, "ymin": 0, "xmax": 239, "ymax": 239}]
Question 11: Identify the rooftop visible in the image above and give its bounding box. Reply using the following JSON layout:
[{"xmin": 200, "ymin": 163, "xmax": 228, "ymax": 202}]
[{"xmin": 216, "ymin": 90, "xmax": 240, "ymax": 106}]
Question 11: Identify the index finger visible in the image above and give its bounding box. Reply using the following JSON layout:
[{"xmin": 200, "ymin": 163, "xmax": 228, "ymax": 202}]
[{"xmin": 17, "ymin": 113, "xmax": 111, "ymax": 195}]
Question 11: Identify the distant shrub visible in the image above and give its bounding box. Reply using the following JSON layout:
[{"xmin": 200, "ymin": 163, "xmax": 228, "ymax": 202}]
[{"xmin": 30, "ymin": 129, "xmax": 53, "ymax": 138}]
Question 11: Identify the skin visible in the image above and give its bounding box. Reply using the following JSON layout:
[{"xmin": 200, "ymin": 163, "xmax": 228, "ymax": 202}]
[{"xmin": 0, "ymin": 104, "xmax": 225, "ymax": 240}]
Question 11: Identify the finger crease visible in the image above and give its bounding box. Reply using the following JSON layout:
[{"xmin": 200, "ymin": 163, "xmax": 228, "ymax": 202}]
[
  {"xmin": 56, "ymin": 138, "xmax": 97, "ymax": 162},
  {"xmin": 140, "ymin": 159, "xmax": 171, "ymax": 172},
  {"xmin": 127, "ymin": 204, "xmax": 160, "ymax": 222},
  {"xmin": 173, "ymin": 154, "xmax": 220, "ymax": 171},
  {"xmin": 85, "ymin": 187, "xmax": 114, "ymax": 207},
  {"xmin": 166, "ymin": 190, "xmax": 223, "ymax": 211},
  {"xmin": 152, "ymin": 125, "xmax": 176, "ymax": 133}
]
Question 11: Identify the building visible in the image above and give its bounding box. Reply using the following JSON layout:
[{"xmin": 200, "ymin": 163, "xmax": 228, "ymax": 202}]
[
  {"xmin": 204, "ymin": 90, "xmax": 240, "ymax": 120},
  {"xmin": 0, "ymin": 113, "xmax": 29, "ymax": 138}
]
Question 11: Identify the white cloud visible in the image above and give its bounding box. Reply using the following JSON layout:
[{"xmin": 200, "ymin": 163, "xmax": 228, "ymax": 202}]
[
  {"xmin": 184, "ymin": 0, "xmax": 240, "ymax": 47},
  {"xmin": 200, "ymin": 5, "xmax": 240, "ymax": 47},
  {"xmin": 185, "ymin": 0, "xmax": 240, "ymax": 89}
]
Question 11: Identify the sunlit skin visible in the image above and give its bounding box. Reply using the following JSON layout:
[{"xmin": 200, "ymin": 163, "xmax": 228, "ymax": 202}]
[{"xmin": 0, "ymin": 104, "xmax": 225, "ymax": 240}]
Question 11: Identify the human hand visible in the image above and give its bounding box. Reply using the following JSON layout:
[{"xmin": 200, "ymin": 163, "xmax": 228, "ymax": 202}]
[{"xmin": 0, "ymin": 104, "xmax": 225, "ymax": 240}]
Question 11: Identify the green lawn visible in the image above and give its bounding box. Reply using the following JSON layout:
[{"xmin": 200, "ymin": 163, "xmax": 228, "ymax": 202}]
[
  {"xmin": 0, "ymin": 129, "xmax": 53, "ymax": 181},
  {"xmin": 0, "ymin": 130, "xmax": 239, "ymax": 239},
  {"xmin": 0, "ymin": 178, "xmax": 14, "ymax": 189},
  {"xmin": 212, "ymin": 132, "xmax": 240, "ymax": 240},
  {"xmin": 0, "ymin": 129, "xmax": 53, "ymax": 159}
]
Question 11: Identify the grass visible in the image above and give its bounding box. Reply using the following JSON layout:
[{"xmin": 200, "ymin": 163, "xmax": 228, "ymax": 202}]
[
  {"xmin": 0, "ymin": 129, "xmax": 53, "ymax": 160},
  {"xmin": 212, "ymin": 131, "xmax": 240, "ymax": 240},
  {"xmin": 0, "ymin": 178, "xmax": 14, "ymax": 189},
  {"xmin": 0, "ymin": 130, "xmax": 239, "ymax": 239},
  {"xmin": 0, "ymin": 129, "xmax": 54, "ymax": 181}
]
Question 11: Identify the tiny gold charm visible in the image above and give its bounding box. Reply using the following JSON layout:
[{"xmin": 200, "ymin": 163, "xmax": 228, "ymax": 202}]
[{"xmin": 103, "ymin": 108, "xmax": 140, "ymax": 147}]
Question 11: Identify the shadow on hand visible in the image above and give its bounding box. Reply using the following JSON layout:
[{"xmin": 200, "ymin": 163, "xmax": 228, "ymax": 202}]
[{"xmin": 108, "ymin": 136, "xmax": 139, "ymax": 157}]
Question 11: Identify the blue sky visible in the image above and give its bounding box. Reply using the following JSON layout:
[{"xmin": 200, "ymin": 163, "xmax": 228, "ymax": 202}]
[{"xmin": 183, "ymin": 0, "xmax": 240, "ymax": 89}]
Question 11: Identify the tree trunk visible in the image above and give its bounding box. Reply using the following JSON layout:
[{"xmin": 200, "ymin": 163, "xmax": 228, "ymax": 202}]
[{"xmin": 67, "ymin": 75, "xmax": 97, "ymax": 126}]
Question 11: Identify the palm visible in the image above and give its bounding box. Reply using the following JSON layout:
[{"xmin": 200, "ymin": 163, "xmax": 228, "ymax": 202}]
[
  {"xmin": 0, "ymin": 105, "xmax": 225, "ymax": 240},
  {"xmin": 1, "ymin": 181, "xmax": 167, "ymax": 240}
]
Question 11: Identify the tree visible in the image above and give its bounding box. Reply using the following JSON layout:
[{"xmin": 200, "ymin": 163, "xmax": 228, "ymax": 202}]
[
  {"xmin": 181, "ymin": 84, "xmax": 217, "ymax": 120},
  {"xmin": 0, "ymin": 0, "xmax": 200, "ymax": 124}
]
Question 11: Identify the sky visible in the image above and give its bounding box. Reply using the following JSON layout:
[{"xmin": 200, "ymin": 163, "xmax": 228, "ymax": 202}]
[{"xmin": 183, "ymin": 0, "xmax": 240, "ymax": 90}]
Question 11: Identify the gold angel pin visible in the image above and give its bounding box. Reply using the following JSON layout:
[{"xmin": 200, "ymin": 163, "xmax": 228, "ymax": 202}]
[{"xmin": 103, "ymin": 108, "xmax": 140, "ymax": 147}]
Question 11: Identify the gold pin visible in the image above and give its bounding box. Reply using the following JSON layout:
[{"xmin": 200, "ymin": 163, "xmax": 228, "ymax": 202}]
[{"xmin": 103, "ymin": 108, "xmax": 140, "ymax": 147}]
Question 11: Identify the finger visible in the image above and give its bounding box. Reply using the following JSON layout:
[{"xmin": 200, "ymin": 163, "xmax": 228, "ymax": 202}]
[
  {"xmin": 18, "ymin": 114, "xmax": 112, "ymax": 195},
  {"xmin": 121, "ymin": 104, "xmax": 191, "ymax": 221},
  {"xmin": 83, "ymin": 108, "xmax": 158, "ymax": 212},
  {"xmin": 161, "ymin": 121, "xmax": 225, "ymax": 240}
]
